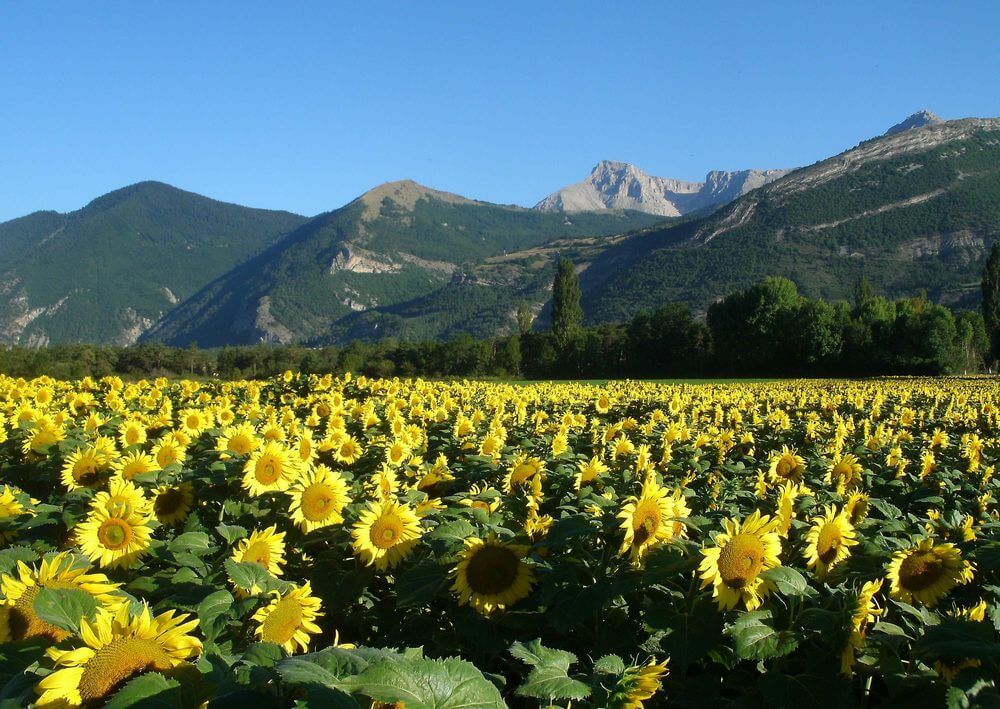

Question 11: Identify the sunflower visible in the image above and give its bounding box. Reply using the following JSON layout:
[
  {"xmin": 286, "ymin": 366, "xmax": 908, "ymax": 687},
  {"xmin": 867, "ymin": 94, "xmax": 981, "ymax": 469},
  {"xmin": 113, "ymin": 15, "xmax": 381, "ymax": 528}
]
[
  {"xmin": 504, "ymin": 453, "xmax": 544, "ymax": 493},
  {"xmin": 769, "ymin": 446, "xmax": 805, "ymax": 483},
  {"xmin": 451, "ymin": 533, "xmax": 536, "ymax": 615},
  {"xmin": 844, "ymin": 491, "xmax": 869, "ymax": 527},
  {"xmin": 289, "ymin": 464, "xmax": 351, "ymax": 532},
  {"xmin": 216, "ymin": 422, "xmax": 260, "ymax": 458},
  {"xmin": 699, "ymin": 510, "xmax": 782, "ymax": 611},
  {"xmin": 826, "ymin": 454, "xmax": 863, "ymax": 493},
  {"xmin": 774, "ymin": 481, "xmax": 806, "ymax": 537},
  {"xmin": 152, "ymin": 482, "xmax": 195, "ymax": 525},
  {"xmin": 0, "ymin": 553, "xmax": 121, "ymax": 644},
  {"xmin": 618, "ymin": 478, "xmax": 676, "ymax": 565},
  {"xmin": 91, "ymin": 478, "xmax": 150, "ymax": 520},
  {"xmin": 253, "ymin": 582, "xmax": 324, "ymax": 654},
  {"xmin": 0, "ymin": 486, "xmax": 26, "ymax": 543},
  {"xmin": 351, "ymin": 499, "xmax": 423, "ymax": 570},
  {"xmin": 334, "ymin": 434, "xmax": 364, "ymax": 465},
  {"xmin": 804, "ymin": 505, "xmax": 858, "ymax": 580},
  {"xmin": 840, "ymin": 579, "xmax": 883, "ymax": 675},
  {"xmin": 117, "ymin": 418, "xmax": 147, "ymax": 448},
  {"xmin": 232, "ymin": 526, "xmax": 287, "ymax": 592},
  {"xmin": 152, "ymin": 437, "xmax": 186, "ymax": 469},
  {"xmin": 76, "ymin": 508, "xmax": 153, "ymax": 570},
  {"xmin": 22, "ymin": 423, "xmax": 64, "ymax": 457},
  {"xmin": 111, "ymin": 451, "xmax": 158, "ymax": 481},
  {"xmin": 615, "ymin": 658, "xmax": 670, "ymax": 709},
  {"xmin": 35, "ymin": 604, "xmax": 202, "ymax": 707},
  {"xmin": 242, "ymin": 441, "xmax": 301, "ymax": 496},
  {"xmin": 60, "ymin": 447, "xmax": 105, "ymax": 490},
  {"xmin": 574, "ymin": 455, "xmax": 609, "ymax": 490},
  {"xmin": 886, "ymin": 538, "xmax": 974, "ymax": 607}
]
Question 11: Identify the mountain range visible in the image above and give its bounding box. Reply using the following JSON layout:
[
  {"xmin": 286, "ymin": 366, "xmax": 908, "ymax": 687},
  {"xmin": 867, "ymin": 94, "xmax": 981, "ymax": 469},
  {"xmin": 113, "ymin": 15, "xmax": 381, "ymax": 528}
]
[{"xmin": 0, "ymin": 110, "xmax": 997, "ymax": 347}]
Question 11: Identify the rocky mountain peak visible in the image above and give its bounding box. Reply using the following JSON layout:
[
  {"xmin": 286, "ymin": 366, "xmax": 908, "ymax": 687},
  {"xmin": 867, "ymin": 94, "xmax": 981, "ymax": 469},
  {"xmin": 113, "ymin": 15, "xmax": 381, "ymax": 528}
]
[
  {"xmin": 885, "ymin": 110, "xmax": 944, "ymax": 135},
  {"xmin": 535, "ymin": 162, "xmax": 788, "ymax": 217}
]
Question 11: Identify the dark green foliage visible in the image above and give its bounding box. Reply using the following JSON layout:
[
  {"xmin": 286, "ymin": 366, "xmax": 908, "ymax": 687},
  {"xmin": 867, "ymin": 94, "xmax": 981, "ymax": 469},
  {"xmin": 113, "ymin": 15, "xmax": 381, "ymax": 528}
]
[
  {"xmin": 148, "ymin": 195, "xmax": 660, "ymax": 347},
  {"xmin": 551, "ymin": 258, "xmax": 582, "ymax": 345},
  {"xmin": 982, "ymin": 240, "xmax": 1000, "ymax": 364},
  {"xmin": 2, "ymin": 278, "xmax": 986, "ymax": 379},
  {"xmin": 586, "ymin": 128, "xmax": 1000, "ymax": 323},
  {"xmin": 0, "ymin": 182, "xmax": 306, "ymax": 345}
]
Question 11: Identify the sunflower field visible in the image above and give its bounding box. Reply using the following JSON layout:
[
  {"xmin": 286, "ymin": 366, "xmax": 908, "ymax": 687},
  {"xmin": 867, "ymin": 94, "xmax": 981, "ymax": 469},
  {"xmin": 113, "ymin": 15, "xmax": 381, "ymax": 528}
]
[{"xmin": 0, "ymin": 372, "xmax": 997, "ymax": 707}]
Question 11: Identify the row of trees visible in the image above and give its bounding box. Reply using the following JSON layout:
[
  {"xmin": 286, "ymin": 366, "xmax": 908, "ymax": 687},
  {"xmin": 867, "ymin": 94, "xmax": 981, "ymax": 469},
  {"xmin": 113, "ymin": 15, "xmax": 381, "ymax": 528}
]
[{"xmin": 0, "ymin": 260, "xmax": 989, "ymax": 380}]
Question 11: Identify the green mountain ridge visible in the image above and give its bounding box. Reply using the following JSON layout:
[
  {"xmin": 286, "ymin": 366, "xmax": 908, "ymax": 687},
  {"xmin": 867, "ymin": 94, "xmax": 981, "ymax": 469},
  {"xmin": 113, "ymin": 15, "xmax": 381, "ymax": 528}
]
[
  {"xmin": 3, "ymin": 114, "xmax": 998, "ymax": 349},
  {"xmin": 0, "ymin": 181, "xmax": 306, "ymax": 345},
  {"xmin": 144, "ymin": 181, "xmax": 663, "ymax": 346}
]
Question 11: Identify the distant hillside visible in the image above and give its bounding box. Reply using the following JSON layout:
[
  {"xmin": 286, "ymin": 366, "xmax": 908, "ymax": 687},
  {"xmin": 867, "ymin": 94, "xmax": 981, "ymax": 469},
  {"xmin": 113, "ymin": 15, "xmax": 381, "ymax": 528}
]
[
  {"xmin": 0, "ymin": 182, "xmax": 305, "ymax": 345},
  {"xmin": 582, "ymin": 117, "xmax": 1000, "ymax": 322},
  {"xmin": 535, "ymin": 160, "xmax": 790, "ymax": 216},
  {"xmin": 144, "ymin": 181, "xmax": 662, "ymax": 346}
]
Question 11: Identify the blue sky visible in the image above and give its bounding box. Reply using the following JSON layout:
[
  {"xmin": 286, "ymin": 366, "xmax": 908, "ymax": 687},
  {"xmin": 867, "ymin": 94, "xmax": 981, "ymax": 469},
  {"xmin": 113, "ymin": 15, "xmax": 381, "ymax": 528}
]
[{"xmin": 1, "ymin": 1, "xmax": 998, "ymax": 221}]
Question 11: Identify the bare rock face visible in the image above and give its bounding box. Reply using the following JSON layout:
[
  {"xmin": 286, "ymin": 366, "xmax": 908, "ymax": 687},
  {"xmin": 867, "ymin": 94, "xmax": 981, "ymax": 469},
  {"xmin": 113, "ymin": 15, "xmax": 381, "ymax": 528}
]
[
  {"xmin": 535, "ymin": 160, "xmax": 789, "ymax": 216},
  {"xmin": 885, "ymin": 110, "xmax": 944, "ymax": 136}
]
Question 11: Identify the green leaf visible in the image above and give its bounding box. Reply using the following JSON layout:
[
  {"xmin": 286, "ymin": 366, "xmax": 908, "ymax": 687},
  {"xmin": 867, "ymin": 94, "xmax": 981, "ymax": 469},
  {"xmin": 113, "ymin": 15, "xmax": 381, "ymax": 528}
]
[
  {"xmin": 32, "ymin": 587, "xmax": 98, "ymax": 633},
  {"xmin": 727, "ymin": 611, "xmax": 799, "ymax": 661},
  {"xmin": 277, "ymin": 647, "xmax": 373, "ymax": 686},
  {"xmin": 0, "ymin": 547, "xmax": 37, "ymax": 575},
  {"xmin": 395, "ymin": 561, "xmax": 449, "ymax": 608},
  {"xmin": 242, "ymin": 643, "xmax": 285, "ymax": 668},
  {"xmin": 427, "ymin": 520, "xmax": 476, "ymax": 545},
  {"xmin": 216, "ymin": 523, "xmax": 248, "ymax": 546},
  {"xmin": 915, "ymin": 620, "xmax": 1000, "ymax": 660},
  {"xmin": 168, "ymin": 532, "xmax": 214, "ymax": 556},
  {"xmin": 342, "ymin": 656, "xmax": 506, "ymax": 709},
  {"xmin": 104, "ymin": 672, "xmax": 182, "ymax": 708},
  {"xmin": 510, "ymin": 640, "xmax": 590, "ymax": 701},
  {"xmin": 593, "ymin": 654, "xmax": 625, "ymax": 675},
  {"xmin": 196, "ymin": 590, "xmax": 234, "ymax": 642},
  {"xmin": 655, "ymin": 600, "xmax": 725, "ymax": 670},
  {"xmin": 758, "ymin": 669, "xmax": 851, "ymax": 709},
  {"xmin": 761, "ymin": 566, "xmax": 812, "ymax": 597},
  {"xmin": 224, "ymin": 559, "xmax": 276, "ymax": 593}
]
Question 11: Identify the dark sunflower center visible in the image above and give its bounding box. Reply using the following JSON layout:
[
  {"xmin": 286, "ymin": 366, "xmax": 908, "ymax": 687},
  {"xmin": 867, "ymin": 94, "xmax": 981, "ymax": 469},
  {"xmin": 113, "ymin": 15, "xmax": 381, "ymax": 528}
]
[
  {"xmin": 154, "ymin": 488, "xmax": 187, "ymax": 517},
  {"xmin": 717, "ymin": 533, "xmax": 765, "ymax": 588},
  {"xmin": 899, "ymin": 550, "xmax": 944, "ymax": 591},
  {"xmin": 776, "ymin": 458, "xmax": 793, "ymax": 477},
  {"xmin": 78, "ymin": 638, "xmax": 173, "ymax": 702},
  {"xmin": 465, "ymin": 545, "xmax": 520, "ymax": 595}
]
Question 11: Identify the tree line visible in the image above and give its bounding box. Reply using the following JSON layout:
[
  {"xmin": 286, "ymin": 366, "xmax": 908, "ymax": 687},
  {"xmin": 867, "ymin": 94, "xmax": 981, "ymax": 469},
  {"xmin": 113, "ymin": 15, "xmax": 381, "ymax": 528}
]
[{"xmin": 0, "ymin": 254, "xmax": 996, "ymax": 381}]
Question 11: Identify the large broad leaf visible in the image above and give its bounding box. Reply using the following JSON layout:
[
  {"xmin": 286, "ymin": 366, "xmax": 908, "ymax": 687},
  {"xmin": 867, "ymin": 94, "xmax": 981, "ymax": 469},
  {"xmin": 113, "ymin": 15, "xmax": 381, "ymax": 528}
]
[
  {"xmin": 224, "ymin": 559, "xmax": 287, "ymax": 594},
  {"xmin": 396, "ymin": 561, "xmax": 450, "ymax": 608},
  {"xmin": 727, "ymin": 611, "xmax": 799, "ymax": 661},
  {"xmin": 914, "ymin": 620, "xmax": 1000, "ymax": 660},
  {"xmin": 341, "ymin": 656, "xmax": 506, "ymax": 709},
  {"xmin": 168, "ymin": 532, "xmax": 215, "ymax": 556},
  {"xmin": 510, "ymin": 640, "xmax": 590, "ymax": 701},
  {"xmin": 758, "ymin": 669, "xmax": 851, "ymax": 709},
  {"xmin": 655, "ymin": 599, "xmax": 725, "ymax": 670},
  {"xmin": 196, "ymin": 590, "xmax": 234, "ymax": 642},
  {"xmin": 761, "ymin": 567, "xmax": 813, "ymax": 597},
  {"xmin": 277, "ymin": 647, "xmax": 374, "ymax": 708},
  {"xmin": 104, "ymin": 672, "xmax": 182, "ymax": 708},
  {"xmin": 0, "ymin": 547, "xmax": 37, "ymax": 576},
  {"xmin": 32, "ymin": 587, "xmax": 98, "ymax": 633}
]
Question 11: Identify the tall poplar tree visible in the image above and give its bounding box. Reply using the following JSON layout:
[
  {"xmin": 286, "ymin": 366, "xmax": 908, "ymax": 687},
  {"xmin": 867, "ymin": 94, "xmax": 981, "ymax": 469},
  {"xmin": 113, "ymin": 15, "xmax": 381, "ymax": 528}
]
[{"xmin": 551, "ymin": 258, "xmax": 582, "ymax": 345}]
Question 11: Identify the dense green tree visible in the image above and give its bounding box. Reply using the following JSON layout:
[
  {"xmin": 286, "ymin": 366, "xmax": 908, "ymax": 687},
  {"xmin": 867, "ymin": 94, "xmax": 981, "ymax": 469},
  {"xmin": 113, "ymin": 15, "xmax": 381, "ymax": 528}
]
[
  {"xmin": 551, "ymin": 258, "xmax": 582, "ymax": 346},
  {"xmin": 981, "ymin": 241, "xmax": 1000, "ymax": 366}
]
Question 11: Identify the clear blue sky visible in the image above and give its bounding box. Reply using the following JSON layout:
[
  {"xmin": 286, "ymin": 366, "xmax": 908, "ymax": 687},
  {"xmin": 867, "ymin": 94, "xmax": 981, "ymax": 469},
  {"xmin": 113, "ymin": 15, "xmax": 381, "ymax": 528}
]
[{"xmin": 1, "ymin": 1, "xmax": 998, "ymax": 221}]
